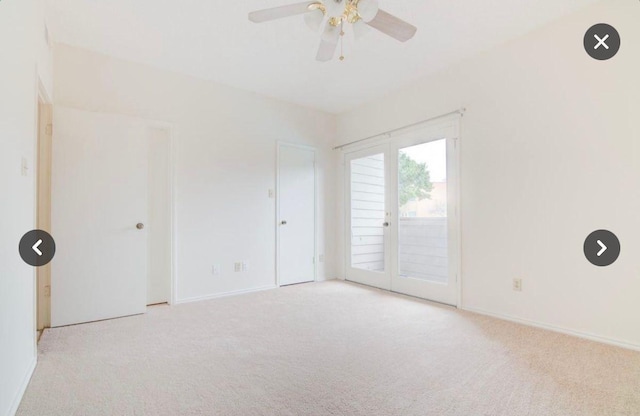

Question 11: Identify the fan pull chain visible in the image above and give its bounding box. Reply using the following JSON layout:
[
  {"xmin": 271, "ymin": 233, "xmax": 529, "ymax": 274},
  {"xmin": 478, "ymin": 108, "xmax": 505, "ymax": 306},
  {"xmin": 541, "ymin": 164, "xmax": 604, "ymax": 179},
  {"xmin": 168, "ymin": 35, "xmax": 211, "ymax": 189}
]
[{"xmin": 339, "ymin": 21, "xmax": 345, "ymax": 61}]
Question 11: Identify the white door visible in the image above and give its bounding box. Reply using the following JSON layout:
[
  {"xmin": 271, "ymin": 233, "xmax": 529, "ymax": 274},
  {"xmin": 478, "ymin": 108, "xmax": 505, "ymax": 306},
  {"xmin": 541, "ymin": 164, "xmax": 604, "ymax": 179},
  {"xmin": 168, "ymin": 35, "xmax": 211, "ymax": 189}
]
[
  {"xmin": 51, "ymin": 107, "xmax": 148, "ymax": 326},
  {"xmin": 278, "ymin": 143, "xmax": 316, "ymax": 286},
  {"xmin": 390, "ymin": 123, "xmax": 460, "ymax": 305},
  {"xmin": 345, "ymin": 144, "xmax": 391, "ymax": 290},
  {"xmin": 344, "ymin": 120, "xmax": 460, "ymax": 305}
]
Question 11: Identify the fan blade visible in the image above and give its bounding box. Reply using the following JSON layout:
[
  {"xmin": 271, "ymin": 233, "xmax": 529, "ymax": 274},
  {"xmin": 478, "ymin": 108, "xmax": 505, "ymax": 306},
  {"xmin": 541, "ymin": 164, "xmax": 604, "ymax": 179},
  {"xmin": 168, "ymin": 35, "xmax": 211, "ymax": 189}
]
[
  {"xmin": 316, "ymin": 40, "xmax": 338, "ymax": 62},
  {"xmin": 304, "ymin": 8, "xmax": 324, "ymax": 32},
  {"xmin": 352, "ymin": 19, "xmax": 372, "ymax": 40},
  {"xmin": 366, "ymin": 9, "xmax": 417, "ymax": 42},
  {"xmin": 249, "ymin": 2, "xmax": 315, "ymax": 23}
]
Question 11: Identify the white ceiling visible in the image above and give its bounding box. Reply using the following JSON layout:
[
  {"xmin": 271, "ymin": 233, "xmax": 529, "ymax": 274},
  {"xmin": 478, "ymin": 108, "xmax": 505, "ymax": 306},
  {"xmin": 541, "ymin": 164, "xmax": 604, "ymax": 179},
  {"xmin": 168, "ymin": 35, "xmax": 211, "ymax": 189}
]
[{"xmin": 45, "ymin": 0, "xmax": 597, "ymax": 114}]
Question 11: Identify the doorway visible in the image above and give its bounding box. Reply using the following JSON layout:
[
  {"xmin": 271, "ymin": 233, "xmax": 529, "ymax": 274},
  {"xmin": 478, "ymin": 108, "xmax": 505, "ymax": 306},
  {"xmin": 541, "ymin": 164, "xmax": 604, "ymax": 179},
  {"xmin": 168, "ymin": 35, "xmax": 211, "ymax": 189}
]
[
  {"xmin": 345, "ymin": 120, "xmax": 460, "ymax": 305},
  {"xmin": 277, "ymin": 143, "xmax": 316, "ymax": 286},
  {"xmin": 147, "ymin": 127, "xmax": 172, "ymax": 305}
]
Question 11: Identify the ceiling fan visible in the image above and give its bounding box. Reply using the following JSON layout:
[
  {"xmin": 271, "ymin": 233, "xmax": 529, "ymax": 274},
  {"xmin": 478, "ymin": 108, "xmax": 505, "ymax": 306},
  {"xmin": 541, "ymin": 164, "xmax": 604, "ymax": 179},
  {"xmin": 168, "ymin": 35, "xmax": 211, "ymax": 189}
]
[{"xmin": 248, "ymin": 0, "xmax": 417, "ymax": 62}]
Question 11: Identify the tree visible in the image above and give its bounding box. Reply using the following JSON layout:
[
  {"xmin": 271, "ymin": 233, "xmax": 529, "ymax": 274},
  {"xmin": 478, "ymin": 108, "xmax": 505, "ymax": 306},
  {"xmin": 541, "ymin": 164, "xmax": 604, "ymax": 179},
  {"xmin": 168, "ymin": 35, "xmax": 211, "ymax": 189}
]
[{"xmin": 398, "ymin": 152, "xmax": 433, "ymax": 206}]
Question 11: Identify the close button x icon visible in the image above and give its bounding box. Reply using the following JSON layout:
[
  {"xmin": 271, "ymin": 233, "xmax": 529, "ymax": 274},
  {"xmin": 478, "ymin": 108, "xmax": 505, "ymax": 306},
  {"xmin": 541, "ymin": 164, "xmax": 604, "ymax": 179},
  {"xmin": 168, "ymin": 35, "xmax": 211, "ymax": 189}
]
[
  {"xmin": 584, "ymin": 23, "xmax": 620, "ymax": 61},
  {"xmin": 594, "ymin": 34, "xmax": 609, "ymax": 50}
]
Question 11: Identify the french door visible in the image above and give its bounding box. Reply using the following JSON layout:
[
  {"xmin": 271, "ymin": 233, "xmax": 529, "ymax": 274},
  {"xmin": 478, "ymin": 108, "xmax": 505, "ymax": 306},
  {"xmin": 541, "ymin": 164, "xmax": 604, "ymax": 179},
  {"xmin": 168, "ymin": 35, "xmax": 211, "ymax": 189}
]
[
  {"xmin": 345, "ymin": 144, "xmax": 391, "ymax": 290},
  {"xmin": 345, "ymin": 121, "xmax": 460, "ymax": 305}
]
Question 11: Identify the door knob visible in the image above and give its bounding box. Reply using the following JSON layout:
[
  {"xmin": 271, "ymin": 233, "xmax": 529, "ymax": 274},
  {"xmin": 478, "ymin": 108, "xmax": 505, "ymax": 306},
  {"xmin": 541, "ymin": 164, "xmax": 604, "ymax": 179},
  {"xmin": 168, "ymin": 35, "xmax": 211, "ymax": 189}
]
[
  {"xmin": 136, "ymin": 223, "xmax": 145, "ymax": 230},
  {"xmin": 281, "ymin": 220, "xmax": 287, "ymax": 225},
  {"xmin": 383, "ymin": 222, "xmax": 390, "ymax": 227}
]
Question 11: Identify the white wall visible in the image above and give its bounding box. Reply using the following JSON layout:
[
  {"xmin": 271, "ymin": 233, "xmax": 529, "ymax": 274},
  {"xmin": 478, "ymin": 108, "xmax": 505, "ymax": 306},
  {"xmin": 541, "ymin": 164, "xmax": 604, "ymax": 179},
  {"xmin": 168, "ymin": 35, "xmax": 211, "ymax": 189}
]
[
  {"xmin": 53, "ymin": 44, "xmax": 337, "ymax": 303},
  {"xmin": 336, "ymin": 0, "xmax": 640, "ymax": 348},
  {"xmin": 0, "ymin": 0, "xmax": 52, "ymax": 415}
]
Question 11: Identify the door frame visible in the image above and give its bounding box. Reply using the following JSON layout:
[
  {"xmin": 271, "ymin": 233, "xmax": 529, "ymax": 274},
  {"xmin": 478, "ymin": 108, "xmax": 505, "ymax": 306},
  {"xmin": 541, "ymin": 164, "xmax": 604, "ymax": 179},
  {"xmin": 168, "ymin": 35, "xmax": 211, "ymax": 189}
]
[
  {"xmin": 342, "ymin": 116, "xmax": 462, "ymax": 307},
  {"xmin": 145, "ymin": 121, "xmax": 178, "ymax": 306},
  {"xmin": 35, "ymin": 75, "xmax": 52, "ymax": 340},
  {"xmin": 276, "ymin": 141, "xmax": 318, "ymax": 287}
]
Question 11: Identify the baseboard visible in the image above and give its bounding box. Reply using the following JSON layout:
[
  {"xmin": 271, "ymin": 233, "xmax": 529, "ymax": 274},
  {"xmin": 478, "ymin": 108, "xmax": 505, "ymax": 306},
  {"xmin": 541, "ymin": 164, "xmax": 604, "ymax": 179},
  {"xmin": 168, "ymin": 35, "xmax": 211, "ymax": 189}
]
[
  {"xmin": 5, "ymin": 356, "xmax": 36, "ymax": 416},
  {"xmin": 461, "ymin": 305, "xmax": 640, "ymax": 352},
  {"xmin": 175, "ymin": 285, "xmax": 277, "ymax": 305},
  {"xmin": 315, "ymin": 276, "xmax": 338, "ymax": 282}
]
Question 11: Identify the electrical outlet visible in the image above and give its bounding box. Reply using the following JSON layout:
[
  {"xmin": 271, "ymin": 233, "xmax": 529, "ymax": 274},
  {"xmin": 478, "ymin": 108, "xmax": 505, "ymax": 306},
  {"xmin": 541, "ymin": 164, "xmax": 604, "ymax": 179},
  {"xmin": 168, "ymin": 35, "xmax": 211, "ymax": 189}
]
[
  {"xmin": 268, "ymin": 189, "xmax": 274, "ymax": 198},
  {"xmin": 513, "ymin": 278, "xmax": 523, "ymax": 292},
  {"xmin": 234, "ymin": 262, "xmax": 242, "ymax": 272},
  {"xmin": 319, "ymin": 254, "xmax": 325, "ymax": 263},
  {"xmin": 242, "ymin": 262, "xmax": 249, "ymax": 272},
  {"xmin": 212, "ymin": 265, "xmax": 220, "ymax": 276}
]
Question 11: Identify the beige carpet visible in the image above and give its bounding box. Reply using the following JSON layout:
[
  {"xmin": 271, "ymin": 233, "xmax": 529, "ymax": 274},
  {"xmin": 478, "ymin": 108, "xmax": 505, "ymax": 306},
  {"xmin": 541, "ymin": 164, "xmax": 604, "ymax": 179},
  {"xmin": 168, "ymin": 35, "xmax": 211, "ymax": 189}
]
[{"xmin": 18, "ymin": 281, "xmax": 640, "ymax": 416}]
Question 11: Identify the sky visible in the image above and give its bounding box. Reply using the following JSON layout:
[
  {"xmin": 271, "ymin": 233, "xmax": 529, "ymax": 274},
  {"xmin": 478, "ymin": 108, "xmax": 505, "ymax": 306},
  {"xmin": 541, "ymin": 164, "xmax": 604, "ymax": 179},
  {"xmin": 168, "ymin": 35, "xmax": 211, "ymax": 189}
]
[{"xmin": 400, "ymin": 138, "xmax": 447, "ymax": 182}]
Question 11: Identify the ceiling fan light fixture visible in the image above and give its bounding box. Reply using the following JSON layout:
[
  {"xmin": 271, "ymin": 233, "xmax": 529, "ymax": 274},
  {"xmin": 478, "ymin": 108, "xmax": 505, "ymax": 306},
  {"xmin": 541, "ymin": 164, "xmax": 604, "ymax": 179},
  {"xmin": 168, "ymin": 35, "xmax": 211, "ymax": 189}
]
[
  {"xmin": 324, "ymin": 0, "xmax": 345, "ymax": 17},
  {"xmin": 356, "ymin": 0, "xmax": 379, "ymax": 23},
  {"xmin": 248, "ymin": 0, "xmax": 417, "ymax": 62}
]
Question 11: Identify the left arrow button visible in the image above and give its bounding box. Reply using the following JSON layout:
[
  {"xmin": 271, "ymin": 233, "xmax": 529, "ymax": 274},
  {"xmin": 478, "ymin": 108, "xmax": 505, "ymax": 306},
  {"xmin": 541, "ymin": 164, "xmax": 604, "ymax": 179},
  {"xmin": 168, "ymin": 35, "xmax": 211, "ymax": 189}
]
[
  {"xmin": 32, "ymin": 239, "xmax": 43, "ymax": 256},
  {"xmin": 19, "ymin": 230, "xmax": 56, "ymax": 267}
]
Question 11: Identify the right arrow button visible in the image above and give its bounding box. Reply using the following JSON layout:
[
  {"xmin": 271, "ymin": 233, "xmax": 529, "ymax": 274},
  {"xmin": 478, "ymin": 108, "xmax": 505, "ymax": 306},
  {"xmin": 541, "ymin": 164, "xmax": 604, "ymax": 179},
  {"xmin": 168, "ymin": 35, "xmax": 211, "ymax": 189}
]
[{"xmin": 584, "ymin": 230, "xmax": 620, "ymax": 266}]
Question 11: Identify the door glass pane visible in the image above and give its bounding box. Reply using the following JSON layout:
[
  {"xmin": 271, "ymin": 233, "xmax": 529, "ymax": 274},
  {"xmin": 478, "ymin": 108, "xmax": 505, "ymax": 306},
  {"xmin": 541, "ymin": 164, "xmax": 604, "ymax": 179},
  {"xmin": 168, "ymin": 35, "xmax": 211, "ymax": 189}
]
[
  {"xmin": 350, "ymin": 153, "xmax": 385, "ymax": 272},
  {"xmin": 398, "ymin": 139, "xmax": 448, "ymax": 283}
]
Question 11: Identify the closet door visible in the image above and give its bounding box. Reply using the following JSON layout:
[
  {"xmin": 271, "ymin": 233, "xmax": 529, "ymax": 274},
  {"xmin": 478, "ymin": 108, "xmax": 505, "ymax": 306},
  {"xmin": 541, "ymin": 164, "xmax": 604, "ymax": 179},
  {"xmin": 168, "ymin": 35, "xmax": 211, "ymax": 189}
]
[{"xmin": 51, "ymin": 107, "xmax": 148, "ymax": 326}]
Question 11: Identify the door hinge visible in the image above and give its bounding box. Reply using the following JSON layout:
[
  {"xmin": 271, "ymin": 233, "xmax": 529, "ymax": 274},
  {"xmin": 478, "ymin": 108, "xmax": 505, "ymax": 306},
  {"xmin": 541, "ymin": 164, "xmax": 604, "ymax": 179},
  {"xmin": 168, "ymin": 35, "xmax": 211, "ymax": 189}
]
[{"xmin": 45, "ymin": 123, "xmax": 53, "ymax": 136}]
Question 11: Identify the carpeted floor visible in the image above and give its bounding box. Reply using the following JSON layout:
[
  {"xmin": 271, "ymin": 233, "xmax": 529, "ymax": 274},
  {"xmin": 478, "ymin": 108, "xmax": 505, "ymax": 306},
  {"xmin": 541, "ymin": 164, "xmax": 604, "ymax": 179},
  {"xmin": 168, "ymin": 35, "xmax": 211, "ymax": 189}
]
[{"xmin": 18, "ymin": 281, "xmax": 640, "ymax": 416}]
